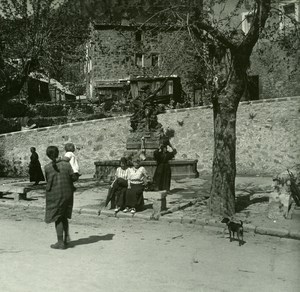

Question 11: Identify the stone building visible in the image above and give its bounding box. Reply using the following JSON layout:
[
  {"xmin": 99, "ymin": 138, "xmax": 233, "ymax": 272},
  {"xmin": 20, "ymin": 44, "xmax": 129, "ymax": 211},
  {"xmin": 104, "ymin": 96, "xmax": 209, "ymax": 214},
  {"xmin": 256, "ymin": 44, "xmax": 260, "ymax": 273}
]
[
  {"xmin": 86, "ymin": 23, "xmax": 204, "ymax": 106},
  {"xmin": 217, "ymin": 0, "xmax": 300, "ymax": 99},
  {"xmin": 86, "ymin": 0, "xmax": 300, "ymax": 105}
]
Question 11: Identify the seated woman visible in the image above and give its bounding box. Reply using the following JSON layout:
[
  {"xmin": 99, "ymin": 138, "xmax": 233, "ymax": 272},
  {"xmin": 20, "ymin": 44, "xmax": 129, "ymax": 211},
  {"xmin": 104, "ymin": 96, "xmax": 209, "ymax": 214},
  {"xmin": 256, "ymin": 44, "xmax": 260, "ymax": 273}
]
[
  {"xmin": 124, "ymin": 156, "xmax": 149, "ymax": 214},
  {"xmin": 153, "ymin": 141, "xmax": 177, "ymax": 192},
  {"xmin": 105, "ymin": 157, "xmax": 129, "ymax": 212}
]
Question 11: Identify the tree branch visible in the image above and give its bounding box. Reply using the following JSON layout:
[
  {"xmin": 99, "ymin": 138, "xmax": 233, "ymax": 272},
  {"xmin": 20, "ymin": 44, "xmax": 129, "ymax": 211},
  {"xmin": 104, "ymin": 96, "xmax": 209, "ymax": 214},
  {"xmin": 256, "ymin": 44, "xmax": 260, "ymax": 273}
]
[
  {"xmin": 240, "ymin": 0, "xmax": 271, "ymax": 51},
  {"xmin": 191, "ymin": 19, "xmax": 236, "ymax": 50}
]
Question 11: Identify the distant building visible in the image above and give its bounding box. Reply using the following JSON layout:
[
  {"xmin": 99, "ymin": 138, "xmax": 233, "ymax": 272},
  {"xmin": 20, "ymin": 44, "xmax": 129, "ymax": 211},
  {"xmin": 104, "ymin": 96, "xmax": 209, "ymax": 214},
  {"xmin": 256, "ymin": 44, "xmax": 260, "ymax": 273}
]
[{"xmin": 28, "ymin": 72, "xmax": 76, "ymax": 104}]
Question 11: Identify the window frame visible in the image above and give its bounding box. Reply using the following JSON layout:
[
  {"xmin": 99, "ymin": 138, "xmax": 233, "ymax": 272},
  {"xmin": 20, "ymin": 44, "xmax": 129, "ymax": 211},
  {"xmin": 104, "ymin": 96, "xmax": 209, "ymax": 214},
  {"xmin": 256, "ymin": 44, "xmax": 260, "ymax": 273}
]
[
  {"xmin": 151, "ymin": 53, "xmax": 160, "ymax": 67},
  {"xmin": 135, "ymin": 53, "xmax": 145, "ymax": 68},
  {"xmin": 241, "ymin": 11, "xmax": 254, "ymax": 34},
  {"xmin": 279, "ymin": 1, "xmax": 299, "ymax": 30}
]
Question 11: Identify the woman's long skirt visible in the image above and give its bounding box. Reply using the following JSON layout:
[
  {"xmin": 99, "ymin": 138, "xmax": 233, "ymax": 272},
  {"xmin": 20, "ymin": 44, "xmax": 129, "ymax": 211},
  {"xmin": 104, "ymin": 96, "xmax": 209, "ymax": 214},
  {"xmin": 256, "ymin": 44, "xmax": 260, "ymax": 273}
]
[{"xmin": 125, "ymin": 183, "xmax": 144, "ymax": 211}]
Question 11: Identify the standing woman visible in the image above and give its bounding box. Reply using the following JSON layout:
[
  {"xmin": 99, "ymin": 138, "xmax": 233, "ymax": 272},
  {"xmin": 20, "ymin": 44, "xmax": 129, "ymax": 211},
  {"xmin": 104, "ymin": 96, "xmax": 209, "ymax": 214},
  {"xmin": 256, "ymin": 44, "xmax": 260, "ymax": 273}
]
[
  {"xmin": 29, "ymin": 147, "xmax": 45, "ymax": 186},
  {"xmin": 44, "ymin": 146, "xmax": 77, "ymax": 250},
  {"xmin": 153, "ymin": 141, "xmax": 177, "ymax": 192}
]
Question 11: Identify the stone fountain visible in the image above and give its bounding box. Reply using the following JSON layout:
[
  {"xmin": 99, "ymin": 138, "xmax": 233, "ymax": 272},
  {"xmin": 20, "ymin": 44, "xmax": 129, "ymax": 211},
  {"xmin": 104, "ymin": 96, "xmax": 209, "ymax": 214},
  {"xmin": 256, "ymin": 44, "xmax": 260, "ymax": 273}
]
[{"xmin": 94, "ymin": 85, "xmax": 199, "ymax": 181}]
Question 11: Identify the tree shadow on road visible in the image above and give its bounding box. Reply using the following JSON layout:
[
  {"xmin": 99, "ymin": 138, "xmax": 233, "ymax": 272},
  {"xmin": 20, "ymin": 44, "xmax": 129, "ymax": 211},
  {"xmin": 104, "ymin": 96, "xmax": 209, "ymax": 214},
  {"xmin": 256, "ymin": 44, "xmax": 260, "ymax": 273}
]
[{"xmin": 67, "ymin": 234, "xmax": 115, "ymax": 248}]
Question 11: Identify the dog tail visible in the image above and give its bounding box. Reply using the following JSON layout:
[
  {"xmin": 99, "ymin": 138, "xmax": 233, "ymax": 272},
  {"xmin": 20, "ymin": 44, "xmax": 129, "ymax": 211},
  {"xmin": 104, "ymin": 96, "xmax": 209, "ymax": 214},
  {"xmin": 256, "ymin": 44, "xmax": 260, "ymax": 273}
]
[{"xmin": 240, "ymin": 220, "xmax": 243, "ymax": 226}]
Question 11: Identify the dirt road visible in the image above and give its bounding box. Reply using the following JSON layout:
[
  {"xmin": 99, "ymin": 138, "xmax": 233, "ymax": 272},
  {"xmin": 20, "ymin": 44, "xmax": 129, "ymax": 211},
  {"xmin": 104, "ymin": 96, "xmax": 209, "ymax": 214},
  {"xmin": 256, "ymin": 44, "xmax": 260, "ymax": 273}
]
[{"xmin": 0, "ymin": 206, "xmax": 299, "ymax": 292}]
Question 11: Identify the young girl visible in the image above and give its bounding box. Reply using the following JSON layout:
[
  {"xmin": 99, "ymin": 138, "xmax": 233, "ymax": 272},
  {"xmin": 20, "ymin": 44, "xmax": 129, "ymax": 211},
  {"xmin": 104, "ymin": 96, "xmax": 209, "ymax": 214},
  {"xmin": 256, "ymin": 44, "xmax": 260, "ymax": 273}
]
[
  {"xmin": 64, "ymin": 143, "xmax": 81, "ymax": 180},
  {"xmin": 44, "ymin": 146, "xmax": 78, "ymax": 250},
  {"xmin": 124, "ymin": 157, "xmax": 150, "ymax": 214}
]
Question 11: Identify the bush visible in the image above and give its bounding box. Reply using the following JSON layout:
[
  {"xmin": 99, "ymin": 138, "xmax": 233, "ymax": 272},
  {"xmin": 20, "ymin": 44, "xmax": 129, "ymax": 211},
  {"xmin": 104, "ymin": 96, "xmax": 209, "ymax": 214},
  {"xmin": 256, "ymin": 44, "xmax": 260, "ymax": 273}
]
[
  {"xmin": 2, "ymin": 101, "xmax": 30, "ymax": 118},
  {"xmin": 33, "ymin": 104, "xmax": 68, "ymax": 117},
  {"xmin": 30, "ymin": 116, "xmax": 68, "ymax": 127},
  {"xmin": 0, "ymin": 117, "xmax": 21, "ymax": 134}
]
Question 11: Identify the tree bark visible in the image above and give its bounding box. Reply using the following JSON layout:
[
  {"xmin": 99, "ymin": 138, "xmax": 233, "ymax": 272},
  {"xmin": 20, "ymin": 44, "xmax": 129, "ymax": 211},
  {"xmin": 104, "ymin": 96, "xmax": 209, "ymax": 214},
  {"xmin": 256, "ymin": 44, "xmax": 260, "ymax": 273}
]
[
  {"xmin": 209, "ymin": 57, "xmax": 244, "ymax": 217},
  {"xmin": 209, "ymin": 103, "xmax": 237, "ymax": 217}
]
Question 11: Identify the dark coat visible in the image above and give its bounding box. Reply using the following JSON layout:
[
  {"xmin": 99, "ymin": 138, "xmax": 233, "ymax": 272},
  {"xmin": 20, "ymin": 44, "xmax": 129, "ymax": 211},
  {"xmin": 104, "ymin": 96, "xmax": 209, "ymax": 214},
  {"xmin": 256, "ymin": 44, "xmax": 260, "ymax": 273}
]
[
  {"xmin": 29, "ymin": 152, "xmax": 45, "ymax": 182},
  {"xmin": 153, "ymin": 149, "xmax": 176, "ymax": 191},
  {"xmin": 44, "ymin": 160, "xmax": 76, "ymax": 223}
]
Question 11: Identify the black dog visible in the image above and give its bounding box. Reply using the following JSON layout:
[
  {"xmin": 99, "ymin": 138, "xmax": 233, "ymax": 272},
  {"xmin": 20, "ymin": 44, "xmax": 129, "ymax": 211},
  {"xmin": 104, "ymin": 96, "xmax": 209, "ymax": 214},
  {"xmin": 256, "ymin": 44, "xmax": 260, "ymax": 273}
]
[{"xmin": 221, "ymin": 217, "xmax": 244, "ymax": 246}]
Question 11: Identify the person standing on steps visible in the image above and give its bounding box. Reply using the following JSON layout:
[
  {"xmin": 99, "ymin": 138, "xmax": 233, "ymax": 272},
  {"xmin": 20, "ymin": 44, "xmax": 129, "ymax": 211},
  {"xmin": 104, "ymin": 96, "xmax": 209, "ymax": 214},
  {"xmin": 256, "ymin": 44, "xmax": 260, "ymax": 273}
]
[
  {"xmin": 44, "ymin": 146, "xmax": 78, "ymax": 250},
  {"xmin": 29, "ymin": 147, "xmax": 45, "ymax": 186}
]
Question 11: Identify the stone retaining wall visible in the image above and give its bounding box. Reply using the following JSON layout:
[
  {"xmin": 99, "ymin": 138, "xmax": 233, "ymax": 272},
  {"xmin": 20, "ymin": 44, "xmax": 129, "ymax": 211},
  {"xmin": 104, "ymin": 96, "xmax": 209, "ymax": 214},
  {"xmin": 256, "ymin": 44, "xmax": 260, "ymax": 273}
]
[{"xmin": 0, "ymin": 96, "xmax": 299, "ymax": 177}]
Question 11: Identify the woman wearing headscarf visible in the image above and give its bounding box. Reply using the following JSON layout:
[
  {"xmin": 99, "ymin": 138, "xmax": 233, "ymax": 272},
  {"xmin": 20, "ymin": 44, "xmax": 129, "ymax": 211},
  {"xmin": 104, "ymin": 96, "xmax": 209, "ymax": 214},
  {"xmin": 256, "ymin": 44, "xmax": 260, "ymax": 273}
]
[{"xmin": 29, "ymin": 147, "xmax": 45, "ymax": 186}]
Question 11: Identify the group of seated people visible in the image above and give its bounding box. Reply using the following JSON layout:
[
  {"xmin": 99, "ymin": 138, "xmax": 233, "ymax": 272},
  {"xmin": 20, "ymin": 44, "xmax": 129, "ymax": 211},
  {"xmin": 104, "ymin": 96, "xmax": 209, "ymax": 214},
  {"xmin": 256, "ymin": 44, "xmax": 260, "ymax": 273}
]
[
  {"xmin": 105, "ymin": 156, "xmax": 149, "ymax": 214},
  {"xmin": 105, "ymin": 141, "xmax": 177, "ymax": 214}
]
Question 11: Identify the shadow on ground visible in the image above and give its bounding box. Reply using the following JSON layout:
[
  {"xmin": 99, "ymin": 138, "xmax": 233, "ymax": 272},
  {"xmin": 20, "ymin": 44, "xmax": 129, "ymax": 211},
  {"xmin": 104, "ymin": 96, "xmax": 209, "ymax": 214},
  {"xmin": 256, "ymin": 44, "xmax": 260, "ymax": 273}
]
[
  {"xmin": 67, "ymin": 234, "xmax": 115, "ymax": 248},
  {"xmin": 235, "ymin": 194, "xmax": 269, "ymax": 213}
]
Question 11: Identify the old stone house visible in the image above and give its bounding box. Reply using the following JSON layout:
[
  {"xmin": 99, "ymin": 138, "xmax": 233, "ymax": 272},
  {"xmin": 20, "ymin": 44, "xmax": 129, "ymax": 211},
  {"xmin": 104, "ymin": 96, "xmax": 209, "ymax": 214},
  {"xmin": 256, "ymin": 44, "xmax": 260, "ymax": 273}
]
[
  {"xmin": 220, "ymin": 0, "xmax": 300, "ymax": 99},
  {"xmin": 86, "ymin": 0, "xmax": 300, "ymax": 106},
  {"xmin": 86, "ymin": 23, "xmax": 204, "ymax": 106}
]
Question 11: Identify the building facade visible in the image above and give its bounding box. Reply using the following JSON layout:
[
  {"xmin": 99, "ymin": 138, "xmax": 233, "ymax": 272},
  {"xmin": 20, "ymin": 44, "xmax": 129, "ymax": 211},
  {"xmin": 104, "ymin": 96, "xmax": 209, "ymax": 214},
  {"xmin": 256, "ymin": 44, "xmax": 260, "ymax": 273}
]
[
  {"xmin": 86, "ymin": 0, "xmax": 300, "ymax": 105},
  {"xmin": 86, "ymin": 23, "xmax": 204, "ymax": 105}
]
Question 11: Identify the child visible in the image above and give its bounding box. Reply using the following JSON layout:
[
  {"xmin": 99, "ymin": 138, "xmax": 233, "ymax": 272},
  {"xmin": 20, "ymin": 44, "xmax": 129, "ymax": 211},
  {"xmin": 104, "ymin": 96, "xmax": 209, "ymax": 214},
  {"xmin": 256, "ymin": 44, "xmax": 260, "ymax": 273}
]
[
  {"xmin": 44, "ymin": 146, "xmax": 78, "ymax": 249},
  {"xmin": 64, "ymin": 143, "xmax": 81, "ymax": 180}
]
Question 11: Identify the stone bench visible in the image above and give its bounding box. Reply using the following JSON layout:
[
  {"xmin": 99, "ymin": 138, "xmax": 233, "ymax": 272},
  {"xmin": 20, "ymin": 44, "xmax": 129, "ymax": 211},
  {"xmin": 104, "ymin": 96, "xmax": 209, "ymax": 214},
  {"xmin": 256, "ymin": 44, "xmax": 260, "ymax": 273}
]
[
  {"xmin": 94, "ymin": 159, "xmax": 199, "ymax": 182},
  {"xmin": 0, "ymin": 185, "xmax": 28, "ymax": 201}
]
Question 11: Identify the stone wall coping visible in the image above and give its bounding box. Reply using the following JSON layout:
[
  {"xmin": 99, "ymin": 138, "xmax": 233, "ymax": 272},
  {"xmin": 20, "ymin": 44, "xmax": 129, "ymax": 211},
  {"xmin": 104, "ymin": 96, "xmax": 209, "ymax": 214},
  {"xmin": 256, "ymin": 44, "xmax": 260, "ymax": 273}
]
[
  {"xmin": 164, "ymin": 95, "xmax": 300, "ymax": 113},
  {"xmin": 0, "ymin": 96, "xmax": 299, "ymax": 138},
  {"xmin": 0, "ymin": 114, "xmax": 130, "ymax": 138},
  {"xmin": 94, "ymin": 159, "xmax": 198, "ymax": 166}
]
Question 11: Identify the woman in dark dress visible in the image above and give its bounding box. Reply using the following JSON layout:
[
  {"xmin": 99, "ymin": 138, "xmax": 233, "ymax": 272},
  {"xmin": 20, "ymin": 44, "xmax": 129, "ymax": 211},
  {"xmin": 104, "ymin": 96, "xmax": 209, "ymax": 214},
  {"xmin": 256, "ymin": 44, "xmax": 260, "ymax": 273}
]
[
  {"xmin": 29, "ymin": 147, "xmax": 45, "ymax": 186},
  {"xmin": 105, "ymin": 157, "xmax": 129, "ymax": 212},
  {"xmin": 44, "ymin": 146, "xmax": 78, "ymax": 250},
  {"xmin": 153, "ymin": 141, "xmax": 177, "ymax": 192}
]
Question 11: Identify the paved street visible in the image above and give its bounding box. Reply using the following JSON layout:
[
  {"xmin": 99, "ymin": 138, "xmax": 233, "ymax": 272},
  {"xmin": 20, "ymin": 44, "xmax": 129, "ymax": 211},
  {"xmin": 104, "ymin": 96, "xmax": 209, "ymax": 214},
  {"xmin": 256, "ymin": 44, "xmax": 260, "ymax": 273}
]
[{"xmin": 0, "ymin": 206, "xmax": 299, "ymax": 292}]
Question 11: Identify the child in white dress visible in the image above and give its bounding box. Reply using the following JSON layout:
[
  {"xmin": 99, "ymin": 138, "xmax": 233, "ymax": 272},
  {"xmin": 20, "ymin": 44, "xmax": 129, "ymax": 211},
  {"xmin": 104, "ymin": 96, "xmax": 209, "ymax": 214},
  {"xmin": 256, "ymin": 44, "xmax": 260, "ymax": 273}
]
[{"xmin": 64, "ymin": 143, "xmax": 81, "ymax": 180}]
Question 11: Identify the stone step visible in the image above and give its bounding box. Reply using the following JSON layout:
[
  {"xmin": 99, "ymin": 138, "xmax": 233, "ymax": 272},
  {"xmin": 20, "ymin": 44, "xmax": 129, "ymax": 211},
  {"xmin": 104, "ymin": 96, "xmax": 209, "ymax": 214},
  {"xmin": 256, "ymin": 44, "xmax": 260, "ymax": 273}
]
[{"xmin": 0, "ymin": 184, "xmax": 28, "ymax": 201}]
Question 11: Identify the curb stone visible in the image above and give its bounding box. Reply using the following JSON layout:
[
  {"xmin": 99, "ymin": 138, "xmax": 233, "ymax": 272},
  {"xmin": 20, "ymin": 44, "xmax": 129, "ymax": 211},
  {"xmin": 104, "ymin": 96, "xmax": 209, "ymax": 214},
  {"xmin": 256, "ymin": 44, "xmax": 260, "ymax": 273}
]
[
  {"xmin": 243, "ymin": 224, "xmax": 256, "ymax": 233},
  {"xmin": 287, "ymin": 230, "xmax": 300, "ymax": 240},
  {"xmin": 195, "ymin": 218, "xmax": 209, "ymax": 226},
  {"xmin": 255, "ymin": 226, "xmax": 289, "ymax": 238},
  {"xmin": 0, "ymin": 202, "xmax": 298, "ymax": 241}
]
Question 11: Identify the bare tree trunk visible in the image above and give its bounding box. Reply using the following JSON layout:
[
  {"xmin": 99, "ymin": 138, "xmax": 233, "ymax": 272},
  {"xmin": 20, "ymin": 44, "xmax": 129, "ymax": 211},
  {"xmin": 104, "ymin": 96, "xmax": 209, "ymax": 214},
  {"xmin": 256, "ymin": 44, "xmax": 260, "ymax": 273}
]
[{"xmin": 209, "ymin": 103, "xmax": 237, "ymax": 217}]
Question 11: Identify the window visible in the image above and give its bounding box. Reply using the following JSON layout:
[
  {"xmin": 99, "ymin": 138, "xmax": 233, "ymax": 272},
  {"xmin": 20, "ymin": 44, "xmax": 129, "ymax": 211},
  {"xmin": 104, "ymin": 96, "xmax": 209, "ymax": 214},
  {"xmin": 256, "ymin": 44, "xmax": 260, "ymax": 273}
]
[
  {"xmin": 135, "ymin": 53, "xmax": 144, "ymax": 67},
  {"xmin": 241, "ymin": 11, "xmax": 254, "ymax": 34},
  {"xmin": 167, "ymin": 80, "xmax": 173, "ymax": 94},
  {"xmin": 279, "ymin": 1, "xmax": 299, "ymax": 29},
  {"xmin": 151, "ymin": 53, "xmax": 160, "ymax": 66},
  {"xmin": 135, "ymin": 30, "xmax": 142, "ymax": 41}
]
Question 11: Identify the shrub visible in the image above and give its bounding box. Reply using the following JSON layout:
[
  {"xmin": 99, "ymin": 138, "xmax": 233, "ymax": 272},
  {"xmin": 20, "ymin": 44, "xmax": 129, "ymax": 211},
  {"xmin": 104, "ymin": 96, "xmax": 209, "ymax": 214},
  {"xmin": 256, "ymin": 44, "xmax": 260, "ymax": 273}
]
[
  {"xmin": 2, "ymin": 101, "xmax": 30, "ymax": 118},
  {"xmin": 30, "ymin": 116, "xmax": 68, "ymax": 127},
  {"xmin": 0, "ymin": 117, "xmax": 21, "ymax": 134},
  {"xmin": 34, "ymin": 104, "xmax": 68, "ymax": 117}
]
